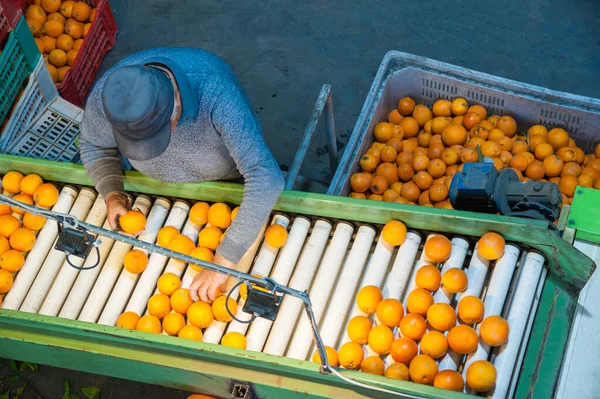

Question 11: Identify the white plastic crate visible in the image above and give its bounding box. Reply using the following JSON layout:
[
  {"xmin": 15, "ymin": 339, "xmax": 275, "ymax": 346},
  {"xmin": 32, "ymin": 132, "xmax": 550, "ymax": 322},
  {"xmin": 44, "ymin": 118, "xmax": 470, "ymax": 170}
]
[
  {"xmin": 4, "ymin": 97, "xmax": 83, "ymax": 163},
  {"xmin": 328, "ymin": 51, "xmax": 600, "ymax": 196},
  {"xmin": 0, "ymin": 56, "xmax": 58, "ymax": 152}
]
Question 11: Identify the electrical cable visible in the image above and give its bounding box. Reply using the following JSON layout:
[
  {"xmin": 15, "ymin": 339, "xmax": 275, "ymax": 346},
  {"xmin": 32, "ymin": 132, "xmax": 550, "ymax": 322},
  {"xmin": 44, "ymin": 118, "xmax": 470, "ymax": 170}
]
[{"xmin": 225, "ymin": 280, "xmax": 256, "ymax": 324}]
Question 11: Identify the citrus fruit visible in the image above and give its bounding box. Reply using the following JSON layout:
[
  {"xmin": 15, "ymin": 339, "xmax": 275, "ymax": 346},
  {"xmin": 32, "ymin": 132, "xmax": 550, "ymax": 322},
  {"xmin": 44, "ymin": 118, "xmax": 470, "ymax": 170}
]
[
  {"xmin": 390, "ymin": 337, "xmax": 418, "ymax": 365},
  {"xmin": 221, "ymin": 332, "xmax": 247, "ymax": 349},
  {"xmin": 312, "ymin": 346, "xmax": 339, "ymax": 366},
  {"xmin": 457, "ymin": 296, "xmax": 485, "ymax": 324},
  {"xmin": 0, "ymin": 250, "xmax": 25, "ymax": 273},
  {"xmin": 212, "ymin": 295, "xmax": 237, "ymax": 322},
  {"xmin": 381, "ymin": 220, "xmax": 407, "ymax": 246},
  {"xmin": 171, "ymin": 288, "xmax": 194, "ymax": 314},
  {"xmin": 346, "ymin": 315, "xmax": 371, "ymax": 344},
  {"xmin": 399, "ymin": 313, "xmax": 427, "ymax": 340},
  {"xmin": 72, "ymin": 1, "xmax": 91, "ymax": 22},
  {"xmin": 135, "ymin": 315, "xmax": 161, "ymax": 334},
  {"xmin": 178, "ymin": 325, "xmax": 203, "ymax": 341},
  {"xmin": 338, "ymin": 342, "xmax": 364, "ymax": 370},
  {"xmin": 466, "ymin": 360, "xmax": 497, "ymax": 392},
  {"xmin": 415, "ymin": 264, "xmax": 441, "ymax": 291},
  {"xmin": 9, "ymin": 228, "xmax": 36, "ymax": 252},
  {"xmin": 168, "ymin": 234, "xmax": 196, "ymax": 259},
  {"xmin": 424, "ymin": 234, "xmax": 452, "ymax": 263},
  {"xmin": 265, "ymin": 224, "xmax": 288, "ymax": 248},
  {"xmin": 162, "ymin": 312, "xmax": 186, "ymax": 336},
  {"xmin": 119, "ymin": 210, "xmax": 146, "ymax": 234},
  {"xmin": 368, "ymin": 324, "xmax": 394, "ymax": 355},
  {"xmin": 376, "ymin": 298, "xmax": 404, "ymax": 327},
  {"xmin": 441, "ymin": 268, "xmax": 468, "ymax": 293},
  {"xmin": 448, "ymin": 325, "xmax": 479, "ymax": 354},
  {"xmin": 434, "ymin": 369, "xmax": 464, "ymax": 392},
  {"xmin": 19, "ymin": 174, "xmax": 43, "ymax": 195},
  {"xmin": 23, "ymin": 212, "xmax": 46, "ymax": 231},
  {"xmin": 360, "ymin": 356, "xmax": 385, "ymax": 376},
  {"xmin": 157, "ymin": 273, "xmax": 181, "ymax": 296},
  {"xmin": 11, "ymin": 193, "xmax": 34, "ymax": 215},
  {"xmin": 0, "ymin": 216, "xmax": 20, "ymax": 238},
  {"xmin": 189, "ymin": 202, "xmax": 209, "ymax": 225},
  {"xmin": 420, "ymin": 331, "xmax": 448, "ymax": 359},
  {"xmin": 116, "ymin": 311, "xmax": 139, "ymax": 329},
  {"xmin": 198, "ymin": 226, "xmax": 222, "ymax": 250},
  {"xmin": 409, "ymin": 354, "xmax": 438, "ymax": 385},
  {"xmin": 356, "ymin": 285, "xmax": 383, "ymax": 314},
  {"xmin": 478, "ymin": 232, "xmax": 505, "ymax": 260},
  {"xmin": 406, "ymin": 288, "xmax": 433, "ymax": 315},
  {"xmin": 187, "ymin": 301, "xmax": 214, "ymax": 328},
  {"xmin": 207, "ymin": 203, "xmax": 231, "ymax": 229},
  {"xmin": 157, "ymin": 226, "xmax": 179, "ymax": 247},
  {"xmin": 426, "ymin": 303, "xmax": 457, "ymax": 332},
  {"xmin": 2, "ymin": 171, "xmax": 23, "ymax": 194},
  {"xmin": 147, "ymin": 293, "xmax": 171, "ymax": 319},
  {"xmin": 480, "ymin": 315, "xmax": 509, "ymax": 346},
  {"xmin": 123, "ymin": 249, "xmax": 148, "ymax": 274}
]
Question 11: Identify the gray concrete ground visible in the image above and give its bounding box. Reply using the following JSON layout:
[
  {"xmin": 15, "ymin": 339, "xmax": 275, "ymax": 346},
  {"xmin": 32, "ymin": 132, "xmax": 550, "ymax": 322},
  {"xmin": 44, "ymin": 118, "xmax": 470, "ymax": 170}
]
[{"xmin": 2, "ymin": 0, "xmax": 599, "ymax": 397}]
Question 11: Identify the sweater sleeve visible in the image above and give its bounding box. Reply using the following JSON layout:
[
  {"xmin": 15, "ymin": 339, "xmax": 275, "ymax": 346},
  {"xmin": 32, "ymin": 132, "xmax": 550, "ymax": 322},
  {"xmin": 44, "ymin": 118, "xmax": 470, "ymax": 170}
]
[
  {"xmin": 79, "ymin": 95, "xmax": 125, "ymax": 198},
  {"xmin": 210, "ymin": 85, "xmax": 285, "ymax": 264}
]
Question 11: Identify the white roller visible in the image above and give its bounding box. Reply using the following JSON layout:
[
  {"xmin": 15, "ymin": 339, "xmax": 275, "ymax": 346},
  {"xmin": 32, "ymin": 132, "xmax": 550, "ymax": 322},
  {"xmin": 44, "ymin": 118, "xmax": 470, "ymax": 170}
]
[
  {"xmin": 318, "ymin": 225, "xmax": 376, "ymax": 349},
  {"xmin": 382, "ymin": 232, "xmax": 422, "ymax": 301},
  {"xmin": 462, "ymin": 244, "xmax": 520, "ymax": 381},
  {"xmin": 97, "ymin": 198, "xmax": 171, "ymax": 325},
  {"xmin": 2, "ymin": 187, "xmax": 78, "ymax": 310},
  {"xmin": 124, "ymin": 201, "xmax": 189, "ymax": 315},
  {"xmin": 20, "ymin": 188, "xmax": 97, "ymax": 313},
  {"xmin": 243, "ymin": 217, "xmax": 312, "ymax": 351},
  {"xmin": 38, "ymin": 195, "xmax": 107, "ymax": 316},
  {"xmin": 402, "ymin": 234, "xmax": 436, "ymax": 305},
  {"xmin": 492, "ymin": 252, "xmax": 545, "ymax": 399},
  {"xmin": 170, "ymin": 218, "xmax": 204, "ymax": 288},
  {"xmin": 199, "ymin": 221, "xmax": 269, "ymax": 344},
  {"xmin": 58, "ymin": 218, "xmax": 116, "ymax": 320},
  {"xmin": 78, "ymin": 196, "xmax": 152, "ymax": 322},
  {"xmin": 263, "ymin": 220, "xmax": 332, "ymax": 356},
  {"xmin": 433, "ymin": 237, "xmax": 470, "ymax": 304}
]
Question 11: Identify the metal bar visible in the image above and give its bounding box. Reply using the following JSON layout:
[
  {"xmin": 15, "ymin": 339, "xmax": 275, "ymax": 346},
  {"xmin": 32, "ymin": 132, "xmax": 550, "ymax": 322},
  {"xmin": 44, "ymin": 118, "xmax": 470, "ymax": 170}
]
[
  {"xmin": 285, "ymin": 84, "xmax": 335, "ymax": 190},
  {"xmin": 324, "ymin": 91, "xmax": 338, "ymax": 173}
]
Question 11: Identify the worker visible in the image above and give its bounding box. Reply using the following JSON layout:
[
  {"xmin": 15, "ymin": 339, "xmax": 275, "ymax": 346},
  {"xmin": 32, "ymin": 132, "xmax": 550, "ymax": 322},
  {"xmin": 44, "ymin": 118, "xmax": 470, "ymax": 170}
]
[{"xmin": 79, "ymin": 47, "xmax": 285, "ymax": 303}]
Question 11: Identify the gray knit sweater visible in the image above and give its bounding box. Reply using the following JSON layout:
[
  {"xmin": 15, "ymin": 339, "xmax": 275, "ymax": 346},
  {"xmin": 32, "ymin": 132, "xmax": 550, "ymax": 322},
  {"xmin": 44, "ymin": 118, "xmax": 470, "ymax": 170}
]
[{"xmin": 79, "ymin": 47, "xmax": 285, "ymax": 264}]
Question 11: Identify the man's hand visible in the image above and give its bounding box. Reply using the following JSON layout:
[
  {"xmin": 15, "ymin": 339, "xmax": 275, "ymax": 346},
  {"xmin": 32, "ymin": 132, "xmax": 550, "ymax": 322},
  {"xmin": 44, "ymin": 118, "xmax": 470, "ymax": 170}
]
[
  {"xmin": 105, "ymin": 192, "xmax": 131, "ymax": 231},
  {"xmin": 189, "ymin": 253, "xmax": 235, "ymax": 303}
]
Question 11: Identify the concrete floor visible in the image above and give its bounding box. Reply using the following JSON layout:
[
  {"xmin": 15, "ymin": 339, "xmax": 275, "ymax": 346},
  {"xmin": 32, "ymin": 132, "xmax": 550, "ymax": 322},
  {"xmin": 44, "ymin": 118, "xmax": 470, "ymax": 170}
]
[{"xmin": 3, "ymin": 0, "xmax": 599, "ymax": 398}]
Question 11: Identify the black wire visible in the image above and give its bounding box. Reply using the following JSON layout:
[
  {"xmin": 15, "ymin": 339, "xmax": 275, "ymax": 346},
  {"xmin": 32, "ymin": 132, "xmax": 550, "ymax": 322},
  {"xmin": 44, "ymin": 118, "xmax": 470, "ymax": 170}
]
[
  {"xmin": 226, "ymin": 280, "xmax": 256, "ymax": 324},
  {"xmin": 66, "ymin": 245, "xmax": 100, "ymax": 270}
]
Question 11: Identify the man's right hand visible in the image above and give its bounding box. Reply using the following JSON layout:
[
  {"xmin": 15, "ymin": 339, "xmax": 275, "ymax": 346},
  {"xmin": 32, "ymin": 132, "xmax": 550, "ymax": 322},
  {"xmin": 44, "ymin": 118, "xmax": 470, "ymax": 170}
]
[{"xmin": 105, "ymin": 192, "xmax": 131, "ymax": 231}]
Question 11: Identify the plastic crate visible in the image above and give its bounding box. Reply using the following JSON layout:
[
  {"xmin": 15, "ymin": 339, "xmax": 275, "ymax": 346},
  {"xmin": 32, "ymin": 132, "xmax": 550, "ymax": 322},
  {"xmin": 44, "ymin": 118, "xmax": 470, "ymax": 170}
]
[
  {"xmin": 328, "ymin": 51, "xmax": 600, "ymax": 196},
  {"xmin": 4, "ymin": 97, "xmax": 83, "ymax": 163},
  {"xmin": 0, "ymin": 55, "xmax": 58, "ymax": 151},
  {"xmin": 0, "ymin": 0, "xmax": 23, "ymax": 44},
  {"xmin": 58, "ymin": 0, "xmax": 117, "ymax": 106},
  {"xmin": 0, "ymin": 17, "xmax": 41, "ymax": 125}
]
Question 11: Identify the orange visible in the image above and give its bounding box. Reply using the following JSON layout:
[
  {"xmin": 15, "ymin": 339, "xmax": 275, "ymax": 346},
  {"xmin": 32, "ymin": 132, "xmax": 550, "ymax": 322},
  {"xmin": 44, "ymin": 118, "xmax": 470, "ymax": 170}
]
[
  {"xmin": 156, "ymin": 226, "xmax": 179, "ymax": 248},
  {"xmin": 528, "ymin": 125, "xmax": 548, "ymax": 137},
  {"xmin": 11, "ymin": 193, "xmax": 34, "ymax": 215},
  {"xmin": 390, "ymin": 337, "xmax": 418, "ymax": 365},
  {"xmin": 381, "ymin": 220, "xmax": 407, "ymax": 246},
  {"xmin": 408, "ymin": 355, "xmax": 438, "ymax": 385},
  {"xmin": 400, "ymin": 181, "xmax": 420, "ymax": 202},
  {"xmin": 427, "ymin": 143, "xmax": 445, "ymax": 159},
  {"xmin": 157, "ymin": 273, "xmax": 181, "ymax": 296},
  {"xmin": 561, "ymin": 162, "xmax": 581, "ymax": 178},
  {"xmin": 512, "ymin": 141, "xmax": 529, "ymax": 155},
  {"xmin": 458, "ymin": 296, "xmax": 485, "ymax": 324},
  {"xmin": 431, "ymin": 117, "xmax": 452, "ymax": 136},
  {"xmin": 426, "ymin": 303, "xmax": 457, "ymax": 332},
  {"xmin": 399, "ymin": 313, "xmax": 427, "ymax": 340},
  {"xmin": 543, "ymin": 155, "xmax": 564, "ymax": 178},
  {"xmin": 311, "ymin": 346, "xmax": 339, "ymax": 367},
  {"xmin": 509, "ymin": 153, "xmax": 529, "ymax": 172},
  {"xmin": 382, "ymin": 189, "xmax": 399, "ymax": 202},
  {"xmin": 412, "ymin": 154, "xmax": 429, "ymax": 172},
  {"xmin": 385, "ymin": 363, "xmax": 409, "ymax": 380},
  {"xmin": 497, "ymin": 137, "xmax": 514, "ymax": 152},
  {"xmin": 528, "ymin": 135, "xmax": 547, "ymax": 153},
  {"xmin": 212, "ymin": 295, "xmax": 237, "ymax": 322},
  {"xmin": 33, "ymin": 182, "xmax": 58, "ymax": 208},
  {"xmin": 442, "ymin": 124, "xmax": 468, "ymax": 147},
  {"xmin": 412, "ymin": 105, "xmax": 433, "ymax": 127},
  {"xmin": 481, "ymin": 141, "xmax": 501, "ymax": 158},
  {"xmin": 534, "ymin": 142, "xmax": 553, "ymax": 161},
  {"xmin": 19, "ymin": 174, "xmax": 43, "ymax": 196},
  {"xmin": 547, "ymin": 128, "xmax": 570, "ymax": 150},
  {"xmin": 406, "ymin": 288, "xmax": 433, "ymax": 315},
  {"xmin": 432, "ymin": 99, "xmax": 452, "ymax": 117},
  {"xmin": 469, "ymin": 124, "xmax": 489, "ymax": 140},
  {"xmin": 462, "ymin": 112, "xmax": 481, "ymax": 131},
  {"xmin": 26, "ymin": 5, "xmax": 47, "ymax": 24},
  {"xmin": 185, "ymin": 202, "xmax": 210, "ymax": 227},
  {"xmin": 9, "ymin": 228, "xmax": 36, "ymax": 252},
  {"xmin": 356, "ymin": 285, "xmax": 382, "ymax": 314},
  {"xmin": 207, "ymin": 203, "xmax": 231, "ymax": 229},
  {"xmin": 135, "ymin": 315, "xmax": 162, "ymax": 334},
  {"xmin": 397, "ymin": 97, "xmax": 416, "ymax": 116},
  {"xmin": 447, "ymin": 325, "xmax": 478, "ymax": 354},
  {"xmin": 0, "ymin": 216, "xmax": 21, "ymax": 238},
  {"xmin": 73, "ymin": 38, "xmax": 84, "ymax": 49},
  {"xmin": 186, "ymin": 301, "xmax": 214, "ymax": 328},
  {"xmin": 148, "ymin": 293, "xmax": 171, "ymax": 319},
  {"xmin": 2, "ymin": 171, "xmax": 24, "ymax": 194},
  {"xmin": 196, "ymin": 226, "xmax": 221, "ymax": 249},
  {"xmin": 168, "ymin": 234, "xmax": 196, "ymax": 258},
  {"xmin": 56, "ymin": 65, "xmax": 70, "ymax": 81},
  {"xmin": 347, "ymin": 315, "xmax": 372, "ymax": 344},
  {"xmin": 429, "ymin": 183, "xmax": 449, "ymax": 202},
  {"xmin": 557, "ymin": 147, "xmax": 577, "ymax": 163},
  {"xmin": 0, "ymin": 250, "xmax": 25, "ymax": 273},
  {"xmin": 116, "ymin": 311, "xmax": 140, "ymax": 329},
  {"xmin": 170, "ymin": 288, "xmax": 194, "ymax": 314},
  {"xmin": 360, "ymin": 154, "xmax": 379, "ymax": 172},
  {"xmin": 386, "ymin": 137, "xmax": 404, "ymax": 151},
  {"xmin": 418, "ymin": 190, "xmax": 431, "ymax": 206},
  {"xmin": 360, "ymin": 356, "xmax": 385, "ymax": 376},
  {"xmin": 48, "ymin": 11, "xmax": 66, "ymax": 24},
  {"xmin": 477, "ymin": 232, "xmax": 505, "ymax": 260},
  {"xmin": 376, "ymin": 298, "xmax": 404, "ymax": 327},
  {"xmin": 417, "ymin": 132, "xmax": 432, "ymax": 147},
  {"xmin": 35, "ymin": 37, "xmax": 45, "ymax": 52},
  {"xmin": 350, "ymin": 173, "xmax": 371, "ymax": 193},
  {"xmin": 368, "ymin": 194, "xmax": 383, "ymax": 201},
  {"xmin": 487, "ymin": 114, "xmax": 500, "ymax": 126},
  {"xmin": 44, "ymin": 20, "xmax": 64, "ymax": 38},
  {"xmin": 427, "ymin": 159, "xmax": 446, "ymax": 179},
  {"xmin": 56, "ymin": 33, "xmax": 73, "ymax": 51},
  {"xmin": 123, "ymin": 249, "xmax": 148, "ymax": 274},
  {"xmin": 374, "ymin": 122, "xmax": 395, "ymax": 142},
  {"xmin": 379, "ymin": 145, "xmax": 397, "ymax": 164},
  {"xmin": 441, "ymin": 268, "xmax": 468, "ymax": 293},
  {"xmin": 0, "ymin": 236, "xmax": 9, "ymax": 257},
  {"xmin": 424, "ymin": 234, "xmax": 452, "ymax": 263},
  {"xmin": 480, "ymin": 315, "xmax": 509, "ymax": 346},
  {"xmin": 262, "ymin": 224, "xmax": 288, "ymax": 249},
  {"xmin": 48, "ymin": 48, "xmax": 68, "ymax": 67},
  {"xmin": 65, "ymin": 18, "xmax": 83, "ymax": 39},
  {"xmin": 338, "ymin": 342, "xmax": 364, "ymax": 370},
  {"xmin": 578, "ymin": 174, "xmax": 594, "ymax": 188},
  {"xmin": 27, "ymin": 18, "xmax": 44, "ymax": 37},
  {"xmin": 388, "ymin": 109, "xmax": 404, "ymax": 125},
  {"xmin": 415, "ymin": 264, "xmax": 441, "ymax": 291},
  {"xmin": 189, "ymin": 247, "xmax": 214, "ymax": 272},
  {"xmin": 466, "ymin": 360, "xmax": 497, "ymax": 392},
  {"xmin": 0, "ymin": 269, "xmax": 14, "ymax": 294},
  {"xmin": 391, "ymin": 182, "xmax": 404, "ymax": 194},
  {"xmin": 433, "ymin": 370, "xmax": 464, "ymax": 392},
  {"xmin": 160, "ymin": 312, "xmax": 185, "ymax": 336},
  {"xmin": 41, "ymin": 0, "xmax": 61, "ymax": 12},
  {"xmin": 495, "ymin": 116, "xmax": 517, "ymax": 137},
  {"xmin": 72, "ymin": 1, "xmax": 91, "ymax": 22},
  {"xmin": 397, "ymin": 163, "xmax": 415, "ymax": 182},
  {"xmin": 467, "ymin": 105, "xmax": 487, "ymax": 120},
  {"xmin": 419, "ymin": 331, "xmax": 448, "ymax": 359},
  {"xmin": 60, "ymin": 1, "xmax": 75, "ymax": 17},
  {"xmin": 220, "ymin": 331, "xmax": 247, "ymax": 349},
  {"xmin": 451, "ymin": 98, "xmax": 469, "ymax": 116},
  {"xmin": 399, "ymin": 117, "xmax": 420, "ymax": 138},
  {"xmin": 67, "ymin": 48, "xmax": 78, "ymax": 66}
]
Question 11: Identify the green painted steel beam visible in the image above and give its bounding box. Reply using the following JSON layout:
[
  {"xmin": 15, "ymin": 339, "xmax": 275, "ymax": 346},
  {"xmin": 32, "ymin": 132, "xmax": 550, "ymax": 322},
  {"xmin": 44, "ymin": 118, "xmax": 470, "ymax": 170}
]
[
  {"xmin": 570, "ymin": 187, "xmax": 600, "ymax": 244},
  {"xmin": 0, "ymin": 154, "xmax": 594, "ymax": 291}
]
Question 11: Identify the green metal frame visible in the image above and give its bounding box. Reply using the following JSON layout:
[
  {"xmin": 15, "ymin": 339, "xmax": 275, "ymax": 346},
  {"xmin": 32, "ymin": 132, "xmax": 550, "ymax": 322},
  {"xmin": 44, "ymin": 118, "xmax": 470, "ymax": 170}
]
[{"xmin": 0, "ymin": 155, "xmax": 594, "ymax": 399}]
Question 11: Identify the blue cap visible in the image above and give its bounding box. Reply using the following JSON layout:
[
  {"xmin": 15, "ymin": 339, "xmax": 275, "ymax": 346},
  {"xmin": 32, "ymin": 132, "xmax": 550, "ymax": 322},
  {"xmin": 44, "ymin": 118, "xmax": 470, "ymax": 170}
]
[{"xmin": 102, "ymin": 65, "xmax": 175, "ymax": 161}]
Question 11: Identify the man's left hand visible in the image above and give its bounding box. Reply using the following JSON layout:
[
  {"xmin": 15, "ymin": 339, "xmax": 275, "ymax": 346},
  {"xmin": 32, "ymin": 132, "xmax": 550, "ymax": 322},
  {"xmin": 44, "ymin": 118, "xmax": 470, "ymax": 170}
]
[{"xmin": 189, "ymin": 253, "xmax": 235, "ymax": 303}]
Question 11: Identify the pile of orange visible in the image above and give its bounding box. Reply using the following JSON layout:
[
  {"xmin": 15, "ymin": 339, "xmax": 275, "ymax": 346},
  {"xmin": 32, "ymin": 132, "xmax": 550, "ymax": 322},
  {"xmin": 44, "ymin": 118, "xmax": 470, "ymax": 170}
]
[
  {"xmin": 349, "ymin": 96, "xmax": 600, "ymax": 209},
  {"xmin": 310, "ymin": 228, "xmax": 511, "ymax": 393},
  {"xmin": 26, "ymin": 0, "xmax": 98, "ymax": 84},
  {"xmin": 0, "ymin": 171, "xmax": 59, "ymax": 303}
]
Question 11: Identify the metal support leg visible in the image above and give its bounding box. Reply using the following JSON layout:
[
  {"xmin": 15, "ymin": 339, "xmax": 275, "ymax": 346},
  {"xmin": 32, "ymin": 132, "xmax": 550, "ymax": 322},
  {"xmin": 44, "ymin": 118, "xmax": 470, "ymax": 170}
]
[{"xmin": 285, "ymin": 84, "xmax": 338, "ymax": 191}]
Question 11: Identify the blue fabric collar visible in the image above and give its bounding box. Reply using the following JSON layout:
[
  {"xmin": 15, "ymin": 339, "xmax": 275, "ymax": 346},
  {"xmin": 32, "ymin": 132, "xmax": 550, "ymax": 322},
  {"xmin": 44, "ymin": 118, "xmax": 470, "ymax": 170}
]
[{"xmin": 145, "ymin": 56, "xmax": 199, "ymax": 123}]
